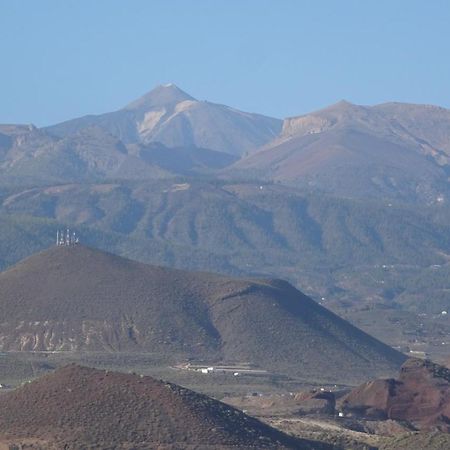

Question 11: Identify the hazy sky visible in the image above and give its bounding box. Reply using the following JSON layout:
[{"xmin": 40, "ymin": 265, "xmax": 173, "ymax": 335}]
[{"xmin": 2, "ymin": 0, "xmax": 450, "ymax": 125}]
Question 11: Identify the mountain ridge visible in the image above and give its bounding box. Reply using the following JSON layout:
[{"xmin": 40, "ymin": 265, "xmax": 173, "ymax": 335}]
[
  {"xmin": 45, "ymin": 84, "xmax": 282, "ymax": 156},
  {"xmin": 231, "ymin": 100, "xmax": 450, "ymax": 204},
  {"xmin": 124, "ymin": 83, "xmax": 195, "ymax": 111}
]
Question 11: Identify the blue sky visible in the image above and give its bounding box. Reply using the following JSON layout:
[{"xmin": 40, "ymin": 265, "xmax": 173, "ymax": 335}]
[{"xmin": 1, "ymin": 0, "xmax": 450, "ymax": 125}]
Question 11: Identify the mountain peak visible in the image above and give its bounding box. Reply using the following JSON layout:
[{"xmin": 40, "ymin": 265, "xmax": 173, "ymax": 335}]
[
  {"xmin": 124, "ymin": 83, "xmax": 195, "ymax": 111},
  {"xmin": 336, "ymin": 99, "xmax": 353, "ymax": 106},
  {"xmin": 322, "ymin": 99, "xmax": 363, "ymax": 113}
]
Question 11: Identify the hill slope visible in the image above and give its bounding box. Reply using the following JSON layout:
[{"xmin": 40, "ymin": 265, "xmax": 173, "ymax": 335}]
[
  {"xmin": 341, "ymin": 358, "xmax": 450, "ymax": 432},
  {"xmin": 46, "ymin": 84, "xmax": 282, "ymax": 156},
  {"xmin": 232, "ymin": 101, "xmax": 450, "ymax": 204},
  {"xmin": 0, "ymin": 245, "xmax": 405, "ymax": 383},
  {"xmin": 2, "ymin": 179, "xmax": 450, "ymax": 313},
  {"xmin": 0, "ymin": 365, "xmax": 313, "ymax": 449}
]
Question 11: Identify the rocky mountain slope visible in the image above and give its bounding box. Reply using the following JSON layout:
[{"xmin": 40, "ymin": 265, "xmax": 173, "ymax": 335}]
[
  {"xmin": 0, "ymin": 123, "xmax": 238, "ymax": 186},
  {"xmin": 46, "ymin": 83, "xmax": 282, "ymax": 156},
  {"xmin": 0, "ymin": 365, "xmax": 315, "ymax": 449},
  {"xmin": 0, "ymin": 244, "xmax": 405, "ymax": 383},
  {"xmin": 341, "ymin": 358, "xmax": 450, "ymax": 431},
  {"xmin": 231, "ymin": 101, "xmax": 450, "ymax": 204},
  {"xmin": 0, "ymin": 84, "xmax": 281, "ymax": 185}
]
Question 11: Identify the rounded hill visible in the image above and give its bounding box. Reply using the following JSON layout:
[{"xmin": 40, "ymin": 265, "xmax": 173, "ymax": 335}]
[
  {"xmin": 0, "ymin": 364, "xmax": 310, "ymax": 449},
  {"xmin": 0, "ymin": 245, "xmax": 406, "ymax": 383}
]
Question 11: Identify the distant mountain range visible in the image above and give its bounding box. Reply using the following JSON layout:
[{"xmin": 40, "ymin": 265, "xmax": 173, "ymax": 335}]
[
  {"xmin": 1, "ymin": 86, "xmax": 450, "ymax": 205},
  {"xmin": 1, "ymin": 85, "xmax": 450, "ymax": 359},
  {"xmin": 45, "ymin": 83, "xmax": 282, "ymax": 156},
  {"xmin": 231, "ymin": 100, "xmax": 450, "ymax": 204},
  {"xmin": 0, "ymin": 245, "xmax": 405, "ymax": 383},
  {"xmin": 0, "ymin": 85, "xmax": 283, "ymax": 185}
]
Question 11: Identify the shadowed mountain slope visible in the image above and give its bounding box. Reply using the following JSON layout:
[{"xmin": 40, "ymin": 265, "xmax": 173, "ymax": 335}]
[
  {"xmin": 0, "ymin": 124, "xmax": 238, "ymax": 185},
  {"xmin": 232, "ymin": 101, "xmax": 450, "ymax": 204},
  {"xmin": 0, "ymin": 245, "xmax": 405, "ymax": 383},
  {"xmin": 0, "ymin": 365, "xmax": 317, "ymax": 449},
  {"xmin": 46, "ymin": 84, "xmax": 282, "ymax": 156}
]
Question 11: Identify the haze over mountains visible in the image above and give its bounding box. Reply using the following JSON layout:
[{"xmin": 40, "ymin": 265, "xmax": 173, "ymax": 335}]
[
  {"xmin": 0, "ymin": 245, "xmax": 405, "ymax": 383},
  {"xmin": 3, "ymin": 84, "xmax": 450, "ymax": 449},
  {"xmin": 232, "ymin": 100, "xmax": 450, "ymax": 204},
  {"xmin": 46, "ymin": 83, "xmax": 282, "ymax": 156},
  {"xmin": 1, "ymin": 84, "xmax": 450, "ymax": 205},
  {"xmin": 0, "ymin": 85, "xmax": 283, "ymax": 185},
  {"xmin": 1, "ymin": 84, "xmax": 450, "ymax": 360}
]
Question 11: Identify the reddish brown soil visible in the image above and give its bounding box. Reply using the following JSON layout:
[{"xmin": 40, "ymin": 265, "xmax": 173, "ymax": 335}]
[
  {"xmin": 341, "ymin": 358, "xmax": 450, "ymax": 431},
  {"xmin": 294, "ymin": 390, "xmax": 336, "ymax": 415},
  {"xmin": 0, "ymin": 365, "xmax": 310, "ymax": 449}
]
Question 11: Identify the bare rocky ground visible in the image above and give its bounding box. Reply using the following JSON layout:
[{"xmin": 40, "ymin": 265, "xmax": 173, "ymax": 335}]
[
  {"xmin": 221, "ymin": 358, "xmax": 450, "ymax": 449},
  {"xmin": 223, "ymin": 394, "xmax": 450, "ymax": 450},
  {"xmin": 0, "ymin": 365, "xmax": 313, "ymax": 450},
  {"xmin": 2, "ymin": 354, "xmax": 450, "ymax": 449}
]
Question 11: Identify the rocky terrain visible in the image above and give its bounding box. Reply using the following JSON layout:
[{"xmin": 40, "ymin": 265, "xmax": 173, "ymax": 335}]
[
  {"xmin": 0, "ymin": 364, "xmax": 319, "ymax": 449},
  {"xmin": 341, "ymin": 358, "xmax": 450, "ymax": 431},
  {"xmin": 222, "ymin": 360, "xmax": 450, "ymax": 449},
  {"xmin": 232, "ymin": 100, "xmax": 450, "ymax": 204},
  {"xmin": 0, "ymin": 85, "xmax": 281, "ymax": 186},
  {"xmin": 45, "ymin": 83, "xmax": 282, "ymax": 156}
]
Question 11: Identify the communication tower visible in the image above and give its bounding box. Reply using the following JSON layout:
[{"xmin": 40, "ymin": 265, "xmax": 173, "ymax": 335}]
[{"xmin": 56, "ymin": 228, "xmax": 79, "ymax": 246}]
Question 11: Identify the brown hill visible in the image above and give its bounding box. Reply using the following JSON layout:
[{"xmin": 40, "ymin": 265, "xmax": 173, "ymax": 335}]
[
  {"xmin": 340, "ymin": 358, "xmax": 450, "ymax": 431},
  {"xmin": 0, "ymin": 364, "xmax": 316, "ymax": 449},
  {"xmin": 0, "ymin": 245, "xmax": 405, "ymax": 384},
  {"xmin": 2, "ymin": 180, "xmax": 450, "ymax": 314},
  {"xmin": 231, "ymin": 101, "xmax": 450, "ymax": 204}
]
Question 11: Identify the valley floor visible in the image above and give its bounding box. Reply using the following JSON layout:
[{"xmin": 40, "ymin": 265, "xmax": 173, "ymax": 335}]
[{"xmin": 1, "ymin": 351, "xmax": 449, "ymax": 450}]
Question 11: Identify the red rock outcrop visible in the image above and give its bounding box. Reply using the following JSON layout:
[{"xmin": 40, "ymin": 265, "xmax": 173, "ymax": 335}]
[
  {"xmin": 294, "ymin": 390, "xmax": 336, "ymax": 415},
  {"xmin": 340, "ymin": 358, "xmax": 450, "ymax": 431}
]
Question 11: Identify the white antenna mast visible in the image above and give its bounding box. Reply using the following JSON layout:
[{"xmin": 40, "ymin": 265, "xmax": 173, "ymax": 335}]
[{"xmin": 55, "ymin": 227, "xmax": 79, "ymax": 246}]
